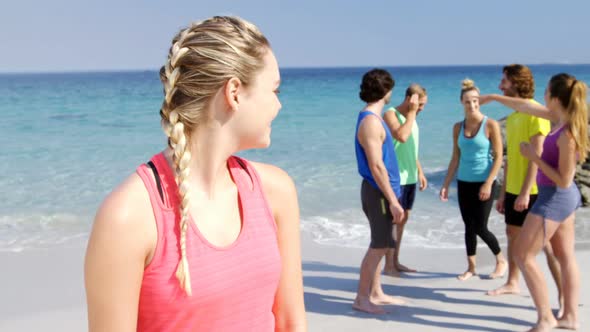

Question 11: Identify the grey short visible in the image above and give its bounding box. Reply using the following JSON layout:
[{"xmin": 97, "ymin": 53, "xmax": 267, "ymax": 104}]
[
  {"xmin": 361, "ymin": 180, "xmax": 396, "ymax": 249},
  {"xmin": 529, "ymin": 183, "xmax": 582, "ymax": 222}
]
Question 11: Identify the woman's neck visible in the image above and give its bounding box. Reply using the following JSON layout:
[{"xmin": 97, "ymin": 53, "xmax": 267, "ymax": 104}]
[
  {"xmin": 464, "ymin": 111, "xmax": 484, "ymax": 124},
  {"xmin": 166, "ymin": 126, "xmax": 238, "ymax": 199},
  {"xmin": 556, "ymin": 107, "xmax": 568, "ymax": 128}
]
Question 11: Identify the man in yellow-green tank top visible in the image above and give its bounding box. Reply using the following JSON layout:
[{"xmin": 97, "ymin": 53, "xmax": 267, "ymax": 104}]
[
  {"xmin": 382, "ymin": 84, "xmax": 428, "ymax": 275},
  {"xmin": 486, "ymin": 65, "xmax": 564, "ymax": 312}
]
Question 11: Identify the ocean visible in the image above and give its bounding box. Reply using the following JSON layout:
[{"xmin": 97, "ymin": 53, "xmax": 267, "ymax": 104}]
[{"xmin": 1, "ymin": 64, "xmax": 589, "ymax": 252}]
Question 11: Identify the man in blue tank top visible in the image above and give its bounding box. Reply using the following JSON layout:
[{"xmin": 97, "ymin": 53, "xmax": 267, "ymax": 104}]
[{"xmin": 353, "ymin": 69, "xmax": 405, "ymax": 314}]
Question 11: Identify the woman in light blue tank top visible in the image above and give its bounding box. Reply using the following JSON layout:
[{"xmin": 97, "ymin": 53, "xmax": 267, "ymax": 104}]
[{"xmin": 440, "ymin": 79, "xmax": 506, "ymax": 281}]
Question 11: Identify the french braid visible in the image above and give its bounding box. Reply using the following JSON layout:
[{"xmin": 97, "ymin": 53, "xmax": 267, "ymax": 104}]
[{"xmin": 158, "ymin": 16, "xmax": 270, "ymax": 295}]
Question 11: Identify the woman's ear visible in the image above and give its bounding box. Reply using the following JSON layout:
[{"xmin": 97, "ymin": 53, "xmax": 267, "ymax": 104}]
[{"xmin": 225, "ymin": 77, "xmax": 242, "ymax": 112}]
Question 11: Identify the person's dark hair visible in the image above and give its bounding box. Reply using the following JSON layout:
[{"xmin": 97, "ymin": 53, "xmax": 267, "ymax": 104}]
[
  {"xmin": 503, "ymin": 64, "xmax": 535, "ymax": 99},
  {"xmin": 359, "ymin": 69, "xmax": 395, "ymax": 103}
]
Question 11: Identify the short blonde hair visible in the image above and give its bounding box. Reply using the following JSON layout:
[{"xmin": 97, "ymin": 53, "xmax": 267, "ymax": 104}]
[{"xmin": 405, "ymin": 83, "xmax": 427, "ymax": 98}]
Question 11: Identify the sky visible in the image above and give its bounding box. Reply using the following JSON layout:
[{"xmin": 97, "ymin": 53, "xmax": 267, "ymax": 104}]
[{"xmin": 1, "ymin": 0, "xmax": 589, "ymax": 72}]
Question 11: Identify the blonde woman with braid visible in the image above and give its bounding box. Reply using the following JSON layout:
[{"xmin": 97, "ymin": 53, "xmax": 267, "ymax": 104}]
[
  {"xmin": 84, "ymin": 16, "xmax": 306, "ymax": 331},
  {"xmin": 480, "ymin": 74, "xmax": 587, "ymax": 332}
]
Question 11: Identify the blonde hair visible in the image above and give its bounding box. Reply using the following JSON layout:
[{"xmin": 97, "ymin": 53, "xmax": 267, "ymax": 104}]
[
  {"xmin": 568, "ymin": 81, "xmax": 590, "ymax": 161},
  {"xmin": 158, "ymin": 16, "xmax": 270, "ymax": 295},
  {"xmin": 405, "ymin": 83, "xmax": 427, "ymax": 98},
  {"xmin": 460, "ymin": 78, "xmax": 479, "ymax": 100},
  {"xmin": 549, "ymin": 74, "xmax": 589, "ymax": 161}
]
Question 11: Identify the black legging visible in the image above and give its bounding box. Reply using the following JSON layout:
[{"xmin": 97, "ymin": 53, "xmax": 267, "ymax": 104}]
[{"xmin": 457, "ymin": 180, "xmax": 501, "ymax": 257}]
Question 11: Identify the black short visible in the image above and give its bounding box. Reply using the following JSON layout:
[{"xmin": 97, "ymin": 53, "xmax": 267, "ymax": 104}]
[
  {"xmin": 361, "ymin": 180, "xmax": 396, "ymax": 249},
  {"xmin": 504, "ymin": 193, "xmax": 538, "ymax": 227},
  {"xmin": 399, "ymin": 184, "xmax": 417, "ymax": 210}
]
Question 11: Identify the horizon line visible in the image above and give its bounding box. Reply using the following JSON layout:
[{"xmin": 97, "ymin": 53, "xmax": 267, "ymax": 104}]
[{"xmin": 1, "ymin": 62, "xmax": 589, "ymax": 75}]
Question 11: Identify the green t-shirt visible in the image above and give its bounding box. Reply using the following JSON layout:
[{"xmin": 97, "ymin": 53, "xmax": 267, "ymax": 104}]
[
  {"xmin": 385, "ymin": 107, "xmax": 419, "ymax": 185},
  {"xmin": 505, "ymin": 100, "xmax": 551, "ymax": 195}
]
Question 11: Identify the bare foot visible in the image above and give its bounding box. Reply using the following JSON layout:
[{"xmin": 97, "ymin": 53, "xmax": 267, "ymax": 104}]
[
  {"xmin": 383, "ymin": 267, "xmax": 400, "ymax": 277},
  {"xmin": 526, "ymin": 317, "xmax": 557, "ymax": 332},
  {"xmin": 556, "ymin": 315, "xmax": 579, "ymax": 330},
  {"xmin": 352, "ymin": 298, "xmax": 387, "ymax": 314},
  {"xmin": 395, "ymin": 263, "xmax": 417, "ymax": 273},
  {"xmin": 457, "ymin": 270, "xmax": 476, "ymax": 281},
  {"xmin": 486, "ymin": 283, "xmax": 520, "ymax": 296},
  {"xmin": 489, "ymin": 260, "xmax": 507, "ymax": 279},
  {"xmin": 370, "ymin": 293, "xmax": 406, "ymax": 305}
]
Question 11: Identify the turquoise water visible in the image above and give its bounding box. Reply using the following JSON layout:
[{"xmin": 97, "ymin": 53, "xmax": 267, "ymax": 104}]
[{"xmin": 1, "ymin": 65, "xmax": 589, "ymax": 251}]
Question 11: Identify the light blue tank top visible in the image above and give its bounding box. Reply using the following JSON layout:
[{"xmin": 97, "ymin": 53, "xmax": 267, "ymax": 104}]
[
  {"xmin": 457, "ymin": 116, "xmax": 493, "ymax": 182},
  {"xmin": 355, "ymin": 111, "xmax": 401, "ymax": 197}
]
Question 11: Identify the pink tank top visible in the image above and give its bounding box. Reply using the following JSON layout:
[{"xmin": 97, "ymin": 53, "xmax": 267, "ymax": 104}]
[{"xmin": 135, "ymin": 153, "xmax": 281, "ymax": 331}]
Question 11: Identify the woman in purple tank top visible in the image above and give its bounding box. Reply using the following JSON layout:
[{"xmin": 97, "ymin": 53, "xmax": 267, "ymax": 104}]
[{"xmin": 480, "ymin": 74, "xmax": 588, "ymax": 332}]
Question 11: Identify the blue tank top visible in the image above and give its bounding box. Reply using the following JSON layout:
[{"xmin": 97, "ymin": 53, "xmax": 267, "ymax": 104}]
[
  {"xmin": 355, "ymin": 111, "xmax": 401, "ymax": 197},
  {"xmin": 457, "ymin": 116, "xmax": 493, "ymax": 182}
]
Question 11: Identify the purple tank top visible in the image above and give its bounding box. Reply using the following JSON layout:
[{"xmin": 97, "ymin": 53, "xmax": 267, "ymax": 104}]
[{"xmin": 537, "ymin": 126, "xmax": 566, "ymax": 186}]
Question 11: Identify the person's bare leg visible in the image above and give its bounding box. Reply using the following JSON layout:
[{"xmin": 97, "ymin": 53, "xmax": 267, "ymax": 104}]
[
  {"xmin": 370, "ymin": 259, "xmax": 405, "ymax": 305},
  {"xmin": 383, "ymin": 211, "xmax": 411, "ymax": 276},
  {"xmin": 487, "ymin": 225, "xmax": 521, "ymax": 295},
  {"xmin": 550, "ymin": 214, "xmax": 579, "ymax": 330},
  {"xmin": 543, "ymin": 241, "xmax": 564, "ymax": 318},
  {"xmin": 392, "ymin": 210, "xmax": 416, "ymax": 273},
  {"xmin": 383, "ymin": 247, "xmax": 397, "ymax": 276},
  {"xmin": 490, "ymin": 252, "xmax": 508, "ymax": 279},
  {"xmin": 515, "ymin": 214, "xmax": 561, "ymax": 332},
  {"xmin": 353, "ymin": 248, "xmax": 388, "ymax": 314},
  {"xmin": 458, "ymin": 255, "xmax": 477, "ymax": 281}
]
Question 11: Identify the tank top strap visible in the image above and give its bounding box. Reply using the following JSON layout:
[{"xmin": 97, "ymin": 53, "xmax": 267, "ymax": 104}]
[
  {"xmin": 394, "ymin": 109, "xmax": 404, "ymax": 124},
  {"xmin": 476, "ymin": 116, "xmax": 488, "ymax": 138},
  {"xmin": 228, "ymin": 156, "xmax": 260, "ymax": 196},
  {"xmin": 135, "ymin": 157, "xmax": 172, "ymax": 255},
  {"xmin": 150, "ymin": 152, "xmax": 181, "ymax": 208},
  {"xmin": 553, "ymin": 125, "xmax": 567, "ymax": 136},
  {"xmin": 136, "ymin": 163, "xmax": 168, "ymax": 214},
  {"xmin": 459, "ymin": 119, "xmax": 465, "ymax": 136},
  {"xmin": 228, "ymin": 156, "xmax": 277, "ymax": 231}
]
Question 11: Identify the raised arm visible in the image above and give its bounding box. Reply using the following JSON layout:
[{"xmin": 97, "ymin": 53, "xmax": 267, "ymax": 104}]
[
  {"xmin": 254, "ymin": 162, "xmax": 307, "ymax": 332},
  {"xmin": 383, "ymin": 94, "xmax": 419, "ymax": 143},
  {"xmin": 479, "ymin": 94, "xmax": 559, "ymax": 123},
  {"xmin": 440, "ymin": 122, "xmax": 462, "ymax": 201},
  {"xmin": 85, "ymin": 174, "xmax": 156, "ymax": 332}
]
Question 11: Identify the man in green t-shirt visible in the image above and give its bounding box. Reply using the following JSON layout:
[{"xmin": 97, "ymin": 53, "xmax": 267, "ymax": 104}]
[
  {"xmin": 486, "ymin": 65, "xmax": 563, "ymax": 311},
  {"xmin": 382, "ymin": 84, "xmax": 428, "ymax": 275}
]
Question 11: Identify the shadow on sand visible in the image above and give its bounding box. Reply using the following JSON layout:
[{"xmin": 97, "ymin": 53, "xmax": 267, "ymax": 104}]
[{"xmin": 303, "ymin": 261, "xmax": 534, "ymax": 331}]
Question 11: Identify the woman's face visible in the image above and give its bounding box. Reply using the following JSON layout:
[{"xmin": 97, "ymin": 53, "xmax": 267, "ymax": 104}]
[
  {"xmin": 461, "ymin": 90, "xmax": 480, "ymax": 114},
  {"xmin": 232, "ymin": 49, "xmax": 282, "ymax": 150},
  {"xmin": 544, "ymin": 84, "xmax": 561, "ymax": 112}
]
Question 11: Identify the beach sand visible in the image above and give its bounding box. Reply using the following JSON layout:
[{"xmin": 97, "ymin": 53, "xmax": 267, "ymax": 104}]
[{"xmin": 0, "ymin": 236, "xmax": 588, "ymax": 331}]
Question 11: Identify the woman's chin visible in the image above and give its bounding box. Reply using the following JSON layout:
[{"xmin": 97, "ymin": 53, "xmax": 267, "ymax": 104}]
[{"xmin": 242, "ymin": 137, "xmax": 271, "ymax": 150}]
